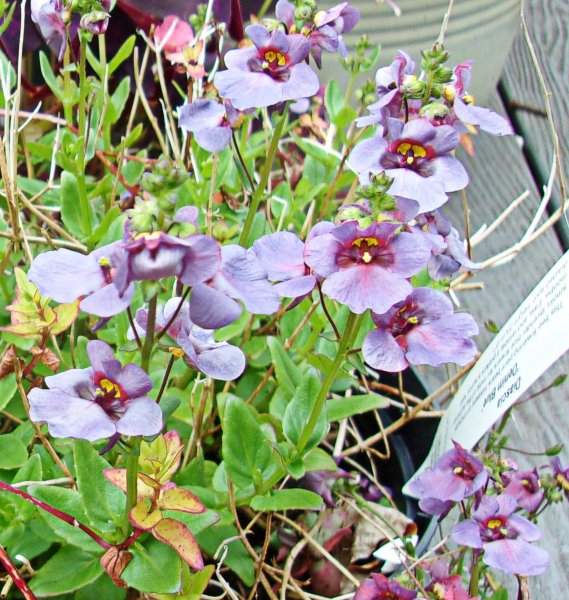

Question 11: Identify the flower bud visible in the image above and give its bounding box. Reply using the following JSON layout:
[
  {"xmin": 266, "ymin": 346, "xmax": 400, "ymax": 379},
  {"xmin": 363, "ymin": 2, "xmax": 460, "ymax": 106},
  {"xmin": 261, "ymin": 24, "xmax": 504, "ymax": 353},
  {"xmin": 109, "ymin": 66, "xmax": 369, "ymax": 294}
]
[
  {"xmin": 419, "ymin": 102, "xmax": 450, "ymax": 120},
  {"xmin": 80, "ymin": 11, "xmax": 110, "ymax": 34},
  {"xmin": 433, "ymin": 66, "xmax": 453, "ymax": 83}
]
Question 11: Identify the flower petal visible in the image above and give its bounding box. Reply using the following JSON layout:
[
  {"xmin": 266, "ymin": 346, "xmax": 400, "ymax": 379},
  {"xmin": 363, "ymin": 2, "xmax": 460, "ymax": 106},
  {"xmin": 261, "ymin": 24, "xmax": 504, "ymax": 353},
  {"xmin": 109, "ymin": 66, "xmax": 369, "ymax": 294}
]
[
  {"xmin": 362, "ymin": 328, "xmax": 408, "ymax": 372},
  {"xmin": 116, "ymin": 397, "xmax": 163, "ymax": 437}
]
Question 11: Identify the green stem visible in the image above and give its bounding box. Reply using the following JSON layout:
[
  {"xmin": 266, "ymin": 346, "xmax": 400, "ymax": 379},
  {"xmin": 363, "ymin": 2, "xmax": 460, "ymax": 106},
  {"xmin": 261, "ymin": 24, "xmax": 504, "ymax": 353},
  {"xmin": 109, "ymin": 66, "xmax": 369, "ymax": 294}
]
[
  {"xmin": 122, "ymin": 437, "xmax": 141, "ymax": 537},
  {"xmin": 62, "ymin": 32, "xmax": 73, "ymax": 125},
  {"xmin": 469, "ymin": 549, "xmax": 481, "ymax": 597},
  {"xmin": 77, "ymin": 33, "xmax": 93, "ymax": 236},
  {"xmin": 239, "ymin": 104, "xmax": 289, "ymax": 247},
  {"xmin": 297, "ymin": 312, "xmax": 364, "ymax": 454},
  {"xmin": 141, "ymin": 295, "xmax": 157, "ymax": 372},
  {"xmin": 343, "ymin": 71, "xmax": 357, "ymax": 108}
]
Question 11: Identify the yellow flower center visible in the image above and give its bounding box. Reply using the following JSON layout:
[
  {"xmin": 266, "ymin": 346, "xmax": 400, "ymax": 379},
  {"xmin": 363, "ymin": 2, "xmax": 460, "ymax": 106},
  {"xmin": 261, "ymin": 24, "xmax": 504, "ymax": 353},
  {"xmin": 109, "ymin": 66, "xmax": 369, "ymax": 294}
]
[
  {"xmin": 96, "ymin": 378, "xmax": 122, "ymax": 399},
  {"xmin": 264, "ymin": 50, "xmax": 286, "ymax": 66},
  {"xmin": 487, "ymin": 519, "xmax": 502, "ymax": 530},
  {"xmin": 397, "ymin": 142, "xmax": 427, "ymax": 163},
  {"xmin": 352, "ymin": 237, "xmax": 379, "ymax": 248},
  {"xmin": 98, "ymin": 257, "xmax": 111, "ymax": 268}
]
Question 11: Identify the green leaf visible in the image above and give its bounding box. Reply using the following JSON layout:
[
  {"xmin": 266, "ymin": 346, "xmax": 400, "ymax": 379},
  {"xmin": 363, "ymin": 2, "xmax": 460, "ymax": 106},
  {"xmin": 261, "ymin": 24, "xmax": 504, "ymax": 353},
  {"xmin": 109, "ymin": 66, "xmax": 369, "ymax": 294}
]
[
  {"xmin": 0, "ymin": 433, "xmax": 28, "ymax": 469},
  {"xmin": 108, "ymin": 36, "xmax": 136, "ymax": 75},
  {"xmin": 29, "ymin": 486, "xmax": 102, "ymax": 552},
  {"xmin": 150, "ymin": 564, "xmax": 215, "ymax": 600},
  {"xmin": 86, "ymin": 206, "xmax": 121, "ymax": 246},
  {"xmin": 267, "ymin": 336, "xmax": 303, "ymax": 398},
  {"xmin": 250, "ymin": 488, "xmax": 323, "ymax": 511},
  {"xmin": 324, "ymin": 79, "xmax": 344, "ymax": 120},
  {"xmin": 108, "ymin": 77, "xmax": 131, "ymax": 124},
  {"xmin": 304, "ymin": 447, "xmax": 338, "ymax": 473},
  {"xmin": 283, "ymin": 368, "xmax": 327, "ymax": 453},
  {"xmin": 327, "ymin": 393, "xmax": 390, "ymax": 422},
  {"xmin": 122, "ymin": 537, "xmax": 182, "ymax": 594},
  {"xmin": 222, "ymin": 397, "xmax": 275, "ymax": 492},
  {"xmin": 39, "ymin": 52, "xmax": 63, "ymax": 102},
  {"xmin": 60, "ymin": 171, "xmax": 86, "ymax": 238},
  {"xmin": 73, "ymin": 440, "xmax": 124, "ymax": 536},
  {"xmin": 196, "ymin": 524, "xmax": 255, "ymax": 586},
  {"xmin": 30, "ymin": 546, "xmax": 102, "ymax": 597},
  {"xmin": 0, "ymin": 373, "xmax": 17, "ymax": 411},
  {"xmin": 74, "ymin": 571, "xmax": 127, "ymax": 600},
  {"xmin": 123, "ymin": 123, "xmax": 144, "ymax": 147},
  {"xmin": 489, "ymin": 589, "xmax": 509, "ymax": 600}
]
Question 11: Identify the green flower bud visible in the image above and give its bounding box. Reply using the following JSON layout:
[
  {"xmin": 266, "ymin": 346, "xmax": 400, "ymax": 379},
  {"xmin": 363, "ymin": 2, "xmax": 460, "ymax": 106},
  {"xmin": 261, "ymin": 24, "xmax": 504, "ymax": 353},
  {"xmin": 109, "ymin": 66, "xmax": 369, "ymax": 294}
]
[
  {"xmin": 419, "ymin": 102, "xmax": 450, "ymax": 119},
  {"xmin": 433, "ymin": 66, "xmax": 453, "ymax": 83}
]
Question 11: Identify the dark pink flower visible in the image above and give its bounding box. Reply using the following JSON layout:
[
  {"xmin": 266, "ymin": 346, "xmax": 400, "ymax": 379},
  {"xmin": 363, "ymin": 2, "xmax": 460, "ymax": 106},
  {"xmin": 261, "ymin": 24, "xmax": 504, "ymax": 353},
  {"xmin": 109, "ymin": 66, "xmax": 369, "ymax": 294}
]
[
  {"xmin": 354, "ymin": 573, "xmax": 417, "ymax": 600},
  {"xmin": 504, "ymin": 469, "xmax": 544, "ymax": 513}
]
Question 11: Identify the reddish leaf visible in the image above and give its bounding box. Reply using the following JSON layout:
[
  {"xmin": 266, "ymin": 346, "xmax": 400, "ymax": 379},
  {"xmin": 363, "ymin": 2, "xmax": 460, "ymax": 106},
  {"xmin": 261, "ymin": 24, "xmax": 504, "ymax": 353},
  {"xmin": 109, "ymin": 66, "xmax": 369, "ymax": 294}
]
[
  {"xmin": 157, "ymin": 486, "xmax": 205, "ymax": 515},
  {"xmin": 130, "ymin": 499, "xmax": 163, "ymax": 531},
  {"xmin": 152, "ymin": 518, "xmax": 204, "ymax": 571},
  {"xmin": 100, "ymin": 547, "xmax": 133, "ymax": 589}
]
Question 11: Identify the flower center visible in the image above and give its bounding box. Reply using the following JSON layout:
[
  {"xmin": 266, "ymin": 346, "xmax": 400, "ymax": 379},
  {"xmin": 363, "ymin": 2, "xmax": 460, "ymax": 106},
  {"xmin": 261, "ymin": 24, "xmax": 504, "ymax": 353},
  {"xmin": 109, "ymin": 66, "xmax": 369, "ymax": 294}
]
[
  {"xmin": 93, "ymin": 375, "xmax": 127, "ymax": 418},
  {"xmin": 381, "ymin": 138, "xmax": 436, "ymax": 177},
  {"xmin": 394, "ymin": 141, "xmax": 430, "ymax": 165},
  {"xmin": 557, "ymin": 473, "xmax": 569, "ymax": 492},
  {"xmin": 98, "ymin": 256, "xmax": 113, "ymax": 285},
  {"xmin": 351, "ymin": 237, "xmax": 379, "ymax": 265},
  {"xmin": 483, "ymin": 515, "xmax": 509, "ymax": 540}
]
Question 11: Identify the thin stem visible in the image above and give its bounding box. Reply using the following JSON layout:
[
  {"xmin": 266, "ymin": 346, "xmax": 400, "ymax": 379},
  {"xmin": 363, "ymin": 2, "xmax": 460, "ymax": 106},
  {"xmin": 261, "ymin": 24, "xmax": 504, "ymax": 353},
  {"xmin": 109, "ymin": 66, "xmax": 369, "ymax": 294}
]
[
  {"xmin": 126, "ymin": 307, "xmax": 143, "ymax": 351},
  {"xmin": 156, "ymin": 354, "xmax": 176, "ymax": 404},
  {"xmin": 296, "ymin": 312, "xmax": 364, "ymax": 454},
  {"xmin": 469, "ymin": 549, "xmax": 481, "ymax": 597},
  {"xmin": 0, "ymin": 480, "xmax": 110, "ymax": 549},
  {"xmin": 0, "ymin": 543, "xmax": 37, "ymax": 600},
  {"xmin": 317, "ymin": 282, "xmax": 341, "ymax": 341},
  {"xmin": 207, "ymin": 153, "xmax": 218, "ymax": 236},
  {"xmin": 140, "ymin": 295, "xmax": 158, "ymax": 372},
  {"xmin": 239, "ymin": 104, "xmax": 289, "ymax": 246},
  {"xmin": 232, "ymin": 129, "xmax": 256, "ymax": 192},
  {"xmin": 122, "ymin": 438, "xmax": 141, "ymax": 537},
  {"xmin": 156, "ymin": 287, "xmax": 190, "ymax": 342}
]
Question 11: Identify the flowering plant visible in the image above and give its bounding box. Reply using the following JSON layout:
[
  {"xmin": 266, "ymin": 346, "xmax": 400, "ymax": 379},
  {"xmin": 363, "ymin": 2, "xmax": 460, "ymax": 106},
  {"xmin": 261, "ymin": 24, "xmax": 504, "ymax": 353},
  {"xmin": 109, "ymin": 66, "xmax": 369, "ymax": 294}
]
[{"xmin": 0, "ymin": 0, "xmax": 565, "ymax": 598}]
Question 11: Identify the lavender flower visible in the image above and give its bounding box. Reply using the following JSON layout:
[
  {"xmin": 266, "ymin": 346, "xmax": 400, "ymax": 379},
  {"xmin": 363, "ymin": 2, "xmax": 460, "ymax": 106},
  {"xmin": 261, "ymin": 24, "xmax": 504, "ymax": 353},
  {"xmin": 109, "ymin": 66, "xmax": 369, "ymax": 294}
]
[
  {"xmin": 31, "ymin": 0, "xmax": 69, "ymax": 61},
  {"xmin": 28, "ymin": 341, "xmax": 162, "ymax": 441},
  {"xmin": 310, "ymin": 2, "xmax": 360, "ymax": 68},
  {"xmin": 189, "ymin": 244, "xmax": 280, "ymax": 330},
  {"xmin": 415, "ymin": 210, "xmax": 479, "ymax": 280},
  {"xmin": 408, "ymin": 441, "xmax": 488, "ymax": 515},
  {"xmin": 80, "ymin": 0, "xmax": 111, "ymax": 35},
  {"xmin": 442, "ymin": 62, "xmax": 513, "ymax": 136},
  {"xmin": 28, "ymin": 242, "xmax": 134, "ymax": 318},
  {"xmin": 214, "ymin": 24, "xmax": 319, "ymax": 110},
  {"xmin": 452, "ymin": 494, "xmax": 549, "ymax": 576},
  {"xmin": 426, "ymin": 561, "xmax": 476, "ymax": 600},
  {"xmin": 354, "ymin": 573, "xmax": 417, "ymax": 600},
  {"xmin": 551, "ymin": 457, "xmax": 569, "ymax": 500},
  {"xmin": 350, "ymin": 118, "xmax": 469, "ymax": 212},
  {"xmin": 178, "ymin": 98, "xmax": 239, "ymax": 153},
  {"xmin": 504, "ymin": 469, "xmax": 544, "ymax": 513},
  {"xmin": 304, "ymin": 220, "xmax": 430, "ymax": 315},
  {"xmin": 113, "ymin": 230, "xmax": 220, "ymax": 296},
  {"xmin": 362, "ymin": 288, "xmax": 478, "ymax": 372},
  {"xmin": 133, "ymin": 298, "xmax": 245, "ymax": 381}
]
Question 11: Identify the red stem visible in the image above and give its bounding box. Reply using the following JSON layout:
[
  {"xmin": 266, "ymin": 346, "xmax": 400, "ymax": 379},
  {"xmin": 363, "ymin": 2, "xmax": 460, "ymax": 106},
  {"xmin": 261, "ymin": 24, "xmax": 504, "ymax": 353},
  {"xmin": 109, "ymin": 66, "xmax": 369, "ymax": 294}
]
[
  {"xmin": 0, "ymin": 481, "xmax": 111, "ymax": 550},
  {"xmin": 0, "ymin": 543, "xmax": 37, "ymax": 600}
]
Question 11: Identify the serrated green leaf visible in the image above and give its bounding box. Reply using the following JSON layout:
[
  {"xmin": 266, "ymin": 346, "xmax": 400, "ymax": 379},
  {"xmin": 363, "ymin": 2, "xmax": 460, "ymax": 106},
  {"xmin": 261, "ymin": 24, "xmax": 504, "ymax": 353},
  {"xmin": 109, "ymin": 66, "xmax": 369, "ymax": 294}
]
[
  {"xmin": 327, "ymin": 393, "xmax": 389, "ymax": 422},
  {"xmin": 30, "ymin": 546, "xmax": 102, "ymax": 597},
  {"xmin": 250, "ymin": 488, "xmax": 323, "ymax": 511},
  {"xmin": 29, "ymin": 486, "xmax": 102, "ymax": 552},
  {"xmin": 222, "ymin": 397, "xmax": 275, "ymax": 492},
  {"xmin": 51, "ymin": 300, "xmax": 80, "ymax": 334},
  {"xmin": 283, "ymin": 368, "xmax": 327, "ymax": 453},
  {"xmin": 122, "ymin": 537, "xmax": 182, "ymax": 594},
  {"xmin": 73, "ymin": 440, "xmax": 124, "ymax": 536},
  {"xmin": 0, "ymin": 434, "xmax": 28, "ymax": 469},
  {"xmin": 267, "ymin": 336, "xmax": 303, "ymax": 398}
]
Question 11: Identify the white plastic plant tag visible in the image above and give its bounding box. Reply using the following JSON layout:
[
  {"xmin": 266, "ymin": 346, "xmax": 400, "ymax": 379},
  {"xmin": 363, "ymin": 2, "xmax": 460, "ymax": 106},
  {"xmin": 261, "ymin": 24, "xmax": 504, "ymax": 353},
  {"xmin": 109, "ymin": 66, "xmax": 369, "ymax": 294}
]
[{"xmin": 404, "ymin": 251, "xmax": 569, "ymax": 496}]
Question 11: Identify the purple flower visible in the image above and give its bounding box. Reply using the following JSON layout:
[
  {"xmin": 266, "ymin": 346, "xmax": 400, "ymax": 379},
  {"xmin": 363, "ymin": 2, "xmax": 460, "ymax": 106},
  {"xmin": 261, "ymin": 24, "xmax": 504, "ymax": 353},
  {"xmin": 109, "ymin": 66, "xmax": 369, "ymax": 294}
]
[
  {"xmin": 214, "ymin": 24, "xmax": 319, "ymax": 110},
  {"xmin": 133, "ymin": 298, "xmax": 245, "ymax": 381},
  {"xmin": 415, "ymin": 211, "xmax": 480, "ymax": 280},
  {"xmin": 28, "ymin": 341, "xmax": 162, "ymax": 442},
  {"xmin": 28, "ymin": 242, "xmax": 134, "ymax": 318},
  {"xmin": 409, "ymin": 442, "xmax": 487, "ymax": 514},
  {"xmin": 442, "ymin": 62, "xmax": 513, "ymax": 136},
  {"xmin": 551, "ymin": 457, "xmax": 569, "ymax": 500},
  {"xmin": 310, "ymin": 2, "xmax": 360, "ymax": 68},
  {"xmin": 452, "ymin": 494, "xmax": 549, "ymax": 576},
  {"xmin": 79, "ymin": 0, "xmax": 111, "ymax": 35},
  {"xmin": 362, "ymin": 288, "xmax": 478, "ymax": 372},
  {"xmin": 354, "ymin": 573, "xmax": 417, "ymax": 600},
  {"xmin": 178, "ymin": 98, "xmax": 239, "ymax": 153},
  {"xmin": 350, "ymin": 118, "xmax": 469, "ymax": 212},
  {"xmin": 31, "ymin": 0, "xmax": 68, "ymax": 61},
  {"xmin": 113, "ymin": 230, "xmax": 220, "ymax": 296},
  {"xmin": 425, "ymin": 561, "xmax": 476, "ymax": 600},
  {"xmin": 304, "ymin": 220, "xmax": 430, "ymax": 315},
  {"xmin": 504, "ymin": 469, "xmax": 544, "ymax": 513},
  {"xmin": 189, "ymin": 244, "xmax": 280, "ymax": 329},
  {"xmin": 357, "ymin": 51, "xmax": 422, "ymax": 127}
]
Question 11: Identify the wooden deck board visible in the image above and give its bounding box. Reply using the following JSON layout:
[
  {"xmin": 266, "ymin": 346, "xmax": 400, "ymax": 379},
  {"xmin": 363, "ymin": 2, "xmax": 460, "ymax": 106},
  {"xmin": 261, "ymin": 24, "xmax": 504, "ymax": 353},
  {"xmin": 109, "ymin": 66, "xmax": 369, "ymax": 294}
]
[{"xmin": 418, "ymin": 1, "xmax": 569, "ymax": 592}]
